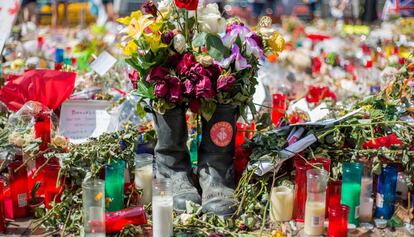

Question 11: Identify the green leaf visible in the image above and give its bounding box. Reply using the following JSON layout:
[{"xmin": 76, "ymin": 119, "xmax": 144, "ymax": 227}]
[
  {"xmin": 136, "ymin": 102, "xmax": 147, "ymax": 119},
  {"xmin": 201, "ymin": 100, "xmax": 217, "ymax": 121},
  {"xmin": 136, "ymin": 80, "xmax": 155, "ymax": 100},
  {"xmin": 205, "ymin": 33, "xmax": 229, "ymax": 60},
  {"xmin": 193, "ymin": 33, "xmax": 207, "ymax": 48}
]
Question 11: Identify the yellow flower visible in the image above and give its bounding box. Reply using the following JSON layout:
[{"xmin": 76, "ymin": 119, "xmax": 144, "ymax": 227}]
[
  {"xmin": 120, "ymin": 40, "xmax": 138, "ymax": 56},
  {"xmin": 268, "ymin": 32, "xmax": 285, "ymax": 54},
  {"xmin": 144, "ymin": 33, "xmax": 167, "ymax": 53},
  {"xmin": 117, "ymin": 10, "xmax": 146, "ymax": 25},
  {"xmin": 127, "ymin": 16, "xmax": 153, "ymax": 40}
]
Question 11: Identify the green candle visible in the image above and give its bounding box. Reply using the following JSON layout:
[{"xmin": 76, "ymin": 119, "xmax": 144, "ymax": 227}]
[
  {"xmin": 105, "ymin": 160, "xmax": 125, "ymax": 212},
  {"xmin": 341, "ymin": 162, "xmax": 364, "ymax": 226}
]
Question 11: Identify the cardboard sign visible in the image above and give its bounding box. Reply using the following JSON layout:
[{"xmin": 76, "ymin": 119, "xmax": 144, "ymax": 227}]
[
  {"xmin": 0, "ymin": 0, "xmax": 21, "ymax": 53},
  {"xmin": 90, "ymin": 51, "xmax": 117, "ymax": 76},
  {"xmin": 59, "ymin": 100, "xmax": 113, "ymax": 144}
]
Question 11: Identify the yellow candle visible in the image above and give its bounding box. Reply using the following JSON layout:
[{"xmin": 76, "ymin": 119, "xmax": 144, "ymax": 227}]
[
  {"xmin": 270, "ymin": 186, "xmax": 294, "ymax": 222},
  {"xmin": 304, "ymin": 201, "xmax": 325, "ymax": 235}
]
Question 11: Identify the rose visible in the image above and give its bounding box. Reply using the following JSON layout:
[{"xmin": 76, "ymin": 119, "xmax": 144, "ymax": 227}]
[
  {"xmin": 196, "ymin": 55, "xmax": 214, "ymax": 67},
  {"xmin": 206, "ymin": 63, "xmax": 222, "ymax": 80},
  {"xmin": 197, "ymin": 4, "xmax": 226, "ymax": 34},
  {"xmin": 196, "ymin": 76, "xmax": 214, "ymax": 99},
  {"xmin": 173, "ymin": 34, "xmax": 187, "ymax": 54},
  {"xmin": 177, "ymin": 53, "xmax": 196, "ymax": 75},
  {"xmin": 189, "ymin": 99, "xmax": 201, "ymax": 113},
  {"xmin": 184, "ymin": 79, "xmax": 196, "ymax": 96},
  {"xmin": 174, "ymin": 0, "xmax": 198, "ymax": 10},
  {"xmin": 186, "ymin": 63, "xmax": 211, "ymax": 82},
  {"xmin": 154, "ymin": 82, "xmax": 169, "ymax": 98},
  {"xmin": 161, "ymin": 31, "xmax": 175, "ymax": 45},
  {"xmin": 52, "ymin": 135, "xmax": 68, "ymax": 148},
  {"xmin": 167, "ymin": 54, "xmax": 182, "ymax": 68},
  {"xmin": 217, "ymin": 74, "xmax": 236, "ymax": 92},
  {"xmin": 142, "ymin": 1, "xmax": 158, "ymax": 17},
  {"xmin": 146, "ymin": 66, "xmax": 169, "ymax": 83},
  {"xmin": 168, "ymin": 84, "xmax": 183, "ymax": 103}
]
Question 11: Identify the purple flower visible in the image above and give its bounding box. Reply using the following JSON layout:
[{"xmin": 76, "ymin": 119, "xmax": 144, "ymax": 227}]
[
  {"xmin": 219, "ymin": 44, "xmax": 251, "ymax": 71},
  {"xmin": 161, "ymin": 31, "xmax": 175, "ymax": 45},
  {"xmin": 154, "ymin": 82, "xmax": 168, "ymax": 98},
  {"xmin": 245, "ymin": 37, "xmax": 263, "ymax": 58},
  {"xmin": 184, "ymin": 79, "xmax": 196, "ymax": 96},
  {"xmin": 217, "ymin": 74, "xmax": 237, "ymax": 92},
  {"xmin": 196, "ymin": 76, "xmax": 214, "ymax": 99},
  {"xmin": 248, "ymin": 32, "xmax": 263, "ymax": 49},
  {"xmin": 168, "ymin": 84, "xmax": 183, "ymax": 103},
  {"xmin": 222, "ymin": 24, "xmax": 251, "ymax": 48},
  {"xmin": 146, "ymin": 66, "xmax": 169, "ymax": 83},
  {"xmin": 142, "ymin": 1, "xmax": 158, "ymax": 17}
]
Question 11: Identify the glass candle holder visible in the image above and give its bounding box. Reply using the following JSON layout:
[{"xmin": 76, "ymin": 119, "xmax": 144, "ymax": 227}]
[
  {"xmin": 341, "ymin": 162, "xmax": 364, "ymax": 226},
  {"xmin": 34, "ymin": 112, "xmax": 52, "ymax": 151},
  {"xmin": 0, "ymin": 179, "xmax": 5, "ymax": 233},
  {"xmin": 271, "ymin": 93, "xmax": 287, "ymax": 127},
  {"xmin": 42, "ymin": 162, "xmax": 63, "ymax": 208},
  {"xmin": 8, "ymin": 160, "xmax": 29, "ymax": 218},
  {"xmin": 270, "ymin": 186, "xmax": 294, "ymax": 222},
  {"xmin": 328, "ymin": 204, "xmax": 350, "ymax": 237},
  {"xmin": 105, "ymin": 160, "xmax": 125, "ymax": 212},
  {"xmin": 375, "ymin": 165, "xmax": 398, "ymax": 219},
  {"xmin": 359, "ymin": 167, "xmax": 373, "ymax": 223},
  {"xmin": 304, "ymin": 169, "xmax": 329, "ymax": 236},
  {"xmin": 82, "ymin": 179, "xmax": 105, "ymax": 236},
  {"xmin": 152, "ymin": 178, "xmax": 173, "ymax": 237},
  {"xmin": 235, "ymin": 122, "xmax": 248, "ymax": 147},
  {"xmin": 134, "ymin": 154, "xmax": 153, "ymax": 205},
  {"xmin": 105, "ymin": 206, "xmax": 147, "ymax": 233},
  {"xmin": 327, "ymin": 180, "xmax": 342, "ymax": 214}
]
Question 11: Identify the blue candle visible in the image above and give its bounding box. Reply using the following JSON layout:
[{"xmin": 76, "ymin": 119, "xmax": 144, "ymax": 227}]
[{"xmin": 375, "ymin": 165, "xmax": 397, "ymax": 219}]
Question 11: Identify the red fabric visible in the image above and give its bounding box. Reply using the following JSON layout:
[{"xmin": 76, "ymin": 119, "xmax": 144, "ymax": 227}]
[{"xmin": 0, "ymin": 69, "xmax": 76, "ymax": 111}]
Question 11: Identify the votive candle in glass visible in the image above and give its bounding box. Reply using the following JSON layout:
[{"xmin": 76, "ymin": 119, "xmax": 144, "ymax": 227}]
[
  {"xmin": 134, "ymin": 154, "xmax": 153, "ymax": 205},
  {"xmin": 235, "ymin": 122, "xmax": 248, "ymax": 147},
  {"xmin": 375, "ymin": 165, "xmax": 398, "ymax": 219},
  {"xmin": 82, "ymin": 179, "xmax": 105, "ymax": 236},
  {"xmin": 152, "ymin": 178, "xmax": 173, "ymax": 237},
  {"xmin": 328, "ymin": 204, "xmax": 349, "ymax": 237},
  {"xmin": 34, "ymin": 112, "xmax": 52, "ymax": 151},
  {"xmin": 0, "ymin": 179, "xmax": 5, "ymax": 233},
  {"xmin": 8, "ymin": 160, "xmax": 29, "ymax": 218},
  {"xmin": 359, "ymin": 168, "xmax": 373, "ymax": 223},
  {"xmin": 42, "ymin": 162, "xmax": 63, "ymax": 208},
  {"xmin": 327, "ymin": 180, "xmax": 342, "ymax": 215},
  {"xmin": 341, "ymin": 162, "xmax": 364, "ymax": 226},
  {"xmin": 105, "ymin": 160, "xmax": 125, "ymax": 212},
  {"xmin": 270, "ymin": 186, "xmax": 294, "ymax": 222},
  {"xmin": 271, "ymin": 93, "xmax": 287, "ymax": 127},
  {"xmin": 304, "ymin": 169, "xmax": 329, "ymax": 236},
  {"xmin": 105, "ymin": 206, "xmax": 147, "ymax": 233}
]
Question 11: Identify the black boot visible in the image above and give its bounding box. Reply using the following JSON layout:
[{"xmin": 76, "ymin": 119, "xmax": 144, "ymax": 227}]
[
  {"xmin": 198, "ymin": 104, "xmax": 238, "ymax": 216},
  {"xmin": 153, "ymin": 106, "xmax": 201, "ymax": 211}
]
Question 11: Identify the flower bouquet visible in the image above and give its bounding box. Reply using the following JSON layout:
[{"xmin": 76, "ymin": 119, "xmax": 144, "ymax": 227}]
[{"xmin": 118, "ymin": 0, "xmax": 284, "ymax": 215}]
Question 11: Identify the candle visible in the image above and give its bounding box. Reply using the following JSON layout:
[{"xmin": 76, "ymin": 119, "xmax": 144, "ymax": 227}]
[
  {"xmin": 327, "ymin": 180, "xmax": 342, "ymax": 213},
  {"xmin": 304, "ymin": 169, "xmax": 329, "ymax": 236},
  {"xmin": 341, "ymin": 163, "xmax": 363, "ymax": 226},
  {"xmin": 8, "ymin": 160, "xmax": 29, "ymax": 218},
  {"xmin": 152, "ymin": 179, "xmax": 173, "ymax": 237},
  {"xmin": 42, "ymin": 162, "xmax": 63, "ymax": 208},
  {"xmin": 105, "ymin": 206, "xmax": 147, "ymax": 233},
  {"xmin": 134, "ymin": 154, "xmax": 153, "ymax": 205},
  {"xmin": 270, "ymin": 186, "xmax": 294, "ymax": 222},
  {"xmin": 0, "ymin": 179, "xmax": 5, "ymax": 233},
  {"xmin": 105, "ymin": 160, "xmax": 125, "ymax": 212},
  {"xmin": 375, "ymin": 165, "xmax": 397, "ymax": 219},
  {"xmin": 328, "ymin": 204, "xmax": 349, "ymax": 237},
  {"xmin": 271, "ymin": 93, "xmax": 287, "ymax": 127},
  {"xmin": 82, "ymin": 179, "xmax": 105, "ymax": 236},
  {"xmin": 396, "ymin": 172, "xmax": 408, "ymax": 201},
  {"xmin": 359, "ymin": 198, "xmax": 373, "ymax": 222}
]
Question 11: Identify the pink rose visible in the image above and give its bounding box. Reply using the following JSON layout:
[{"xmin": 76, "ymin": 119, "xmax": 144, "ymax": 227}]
[
  {"xmin": 177, "ymin": 53, "xmax": 196, "ymax": 75},
  {"xmin": 217, "ymin": 74, "xmax": 237, "ymax": 92},
  {"xmin": 154, "ymin": 82, "xmax": 168, "ymax": 98}
]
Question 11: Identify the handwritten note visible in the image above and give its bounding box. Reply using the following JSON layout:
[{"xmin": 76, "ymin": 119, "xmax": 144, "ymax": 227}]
[
  {"xmin": 0, "ymin": 0, "xmax": 21, "ymax": 53},
  {"xmin": 59, "ymin": 100, "xmax": 113, "ymax": 144},
  {"xmin": 90, "ymin": 51, "xmax": 117, "ymax": 76}
]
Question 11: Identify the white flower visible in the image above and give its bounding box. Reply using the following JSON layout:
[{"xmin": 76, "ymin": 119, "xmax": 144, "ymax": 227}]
[
  {"xmin": 52, "ymin": 135, "xmax": 68, "ymax": 148},
  {"xmin": 197, "ymin": 4, "xmax": 226, "ymax": 34},
  {"xmin": 157, "ymin": 0, "xmax": 171, "ymax": 13},
  {"xmin": 173, "ymin": 34, "xmax": 186, "ymax": 54},
  {"xmin": 196, "ymin": 55, "xmax": 214, "ymax": 67}
]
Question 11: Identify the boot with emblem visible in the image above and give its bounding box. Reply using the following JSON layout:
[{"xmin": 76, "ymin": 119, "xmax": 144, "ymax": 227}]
[
  {"xmin": 198, "ymin": 104, "xmax": 238, "ymax": 216},
  {"xmin": 153, "ymin": 106, "xmax": 201, "ymax": 211}
]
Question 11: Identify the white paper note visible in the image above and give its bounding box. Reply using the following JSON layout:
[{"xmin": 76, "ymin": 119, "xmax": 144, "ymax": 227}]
[{"xmin": 90, "ymin": 51, "xmax": 117, "ymax": 76}]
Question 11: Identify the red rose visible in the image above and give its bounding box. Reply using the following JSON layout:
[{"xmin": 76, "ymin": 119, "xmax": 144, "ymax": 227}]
[
  {"xmin": 177, "ymin": 53, "xmax": 196, "ymax": 75},
  {"xmin": 174, "ymin": 0, "xmax": 198, "ymax": 10}
]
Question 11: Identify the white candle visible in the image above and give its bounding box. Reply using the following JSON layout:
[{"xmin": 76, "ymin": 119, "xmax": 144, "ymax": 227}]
[
  {"xmin": 360, "ymin": 176, "xmax": 372, "ymax": 200},
  {"xmin": 152, "ymin": 195, "xmax": 173, "ymax": 237},
  {"xmin": 304, "ymin": 201, "xmax": 326, "ymax": 236},
  {"xmin": 270, "ymin": 186, "xmax": 294, "ymax": 222},
  {"xmin": 359, "ymin": 198, "xmax": 373, "ymax": 223},
  {"xmin": 134, "ymin": 165, "xmax": 153, "ymax": 205}
]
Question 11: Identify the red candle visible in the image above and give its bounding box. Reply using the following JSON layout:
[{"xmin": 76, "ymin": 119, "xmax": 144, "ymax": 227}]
[
  {"xmin": 105, "ymin": 206, "xmax": 147, "ymax": 233},
  {"xmin": 0, "ymin": 179, "xmax": 5, "ymax": 233},
  {"xmin": 34, "ymin": 112, "xmax": 52, "ymax": 151},
  {"xmin": 235, "ymin": 122, "xmax": 248, "ymax": 147},
  {"xmin": 42, "ymin": 162, "xmax": 63, "ymax": 208},
  {"xmin": 271, "ymin": 93, "xmax": 287, "ymax": 127},
  {"xmin": 8, "ymin": 161, "xmax": 29, "ymax": 218},
  {"xmin": 327, "ymin": 180, "xmax": 342, "ymax": 216},
  {"xmin": 328, "ymin": 204, "xmax": 349, "ymax": 237},
  {"xmin": 293, "ymin": 157, "xmax": 331, "ymax": 222}
]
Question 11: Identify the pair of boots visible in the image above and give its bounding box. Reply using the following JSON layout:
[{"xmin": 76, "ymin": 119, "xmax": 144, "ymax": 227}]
[{"xmin": 152, "ymin": 105, "xmax": 238, "ymax": 216}]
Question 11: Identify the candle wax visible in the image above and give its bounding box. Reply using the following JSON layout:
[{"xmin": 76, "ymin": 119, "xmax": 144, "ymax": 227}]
[
  {"xmin": 134, "ymin": 165, "xmax": 153, "ymax": 205},
  {"xmin": 270, "ymin": 186, "xmax": 293, "ymax": 222},
  {"xmin": 341, "ymin": 182, "xmax": 361, "ymax": 225},
  {"xmin": 359, "ymin": 198, "xmax": 373, "ymax": 222},
  {"xmin": 304, "ymin": 201, "xmax": 326, "ymax": 236},
  {"xmin": 152, "ymin": 196, "xmax": 173, "ymax": 237}
]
